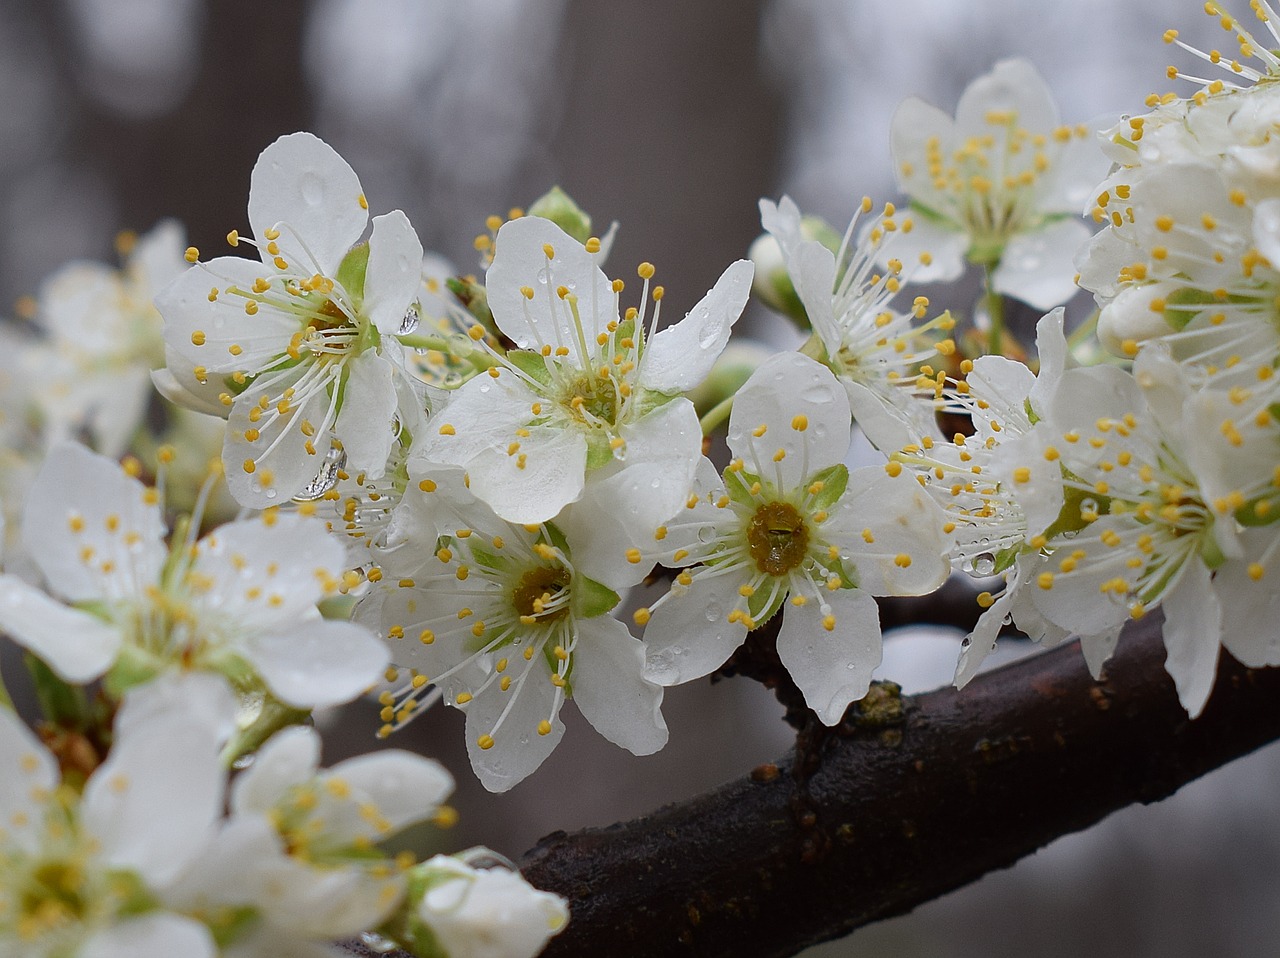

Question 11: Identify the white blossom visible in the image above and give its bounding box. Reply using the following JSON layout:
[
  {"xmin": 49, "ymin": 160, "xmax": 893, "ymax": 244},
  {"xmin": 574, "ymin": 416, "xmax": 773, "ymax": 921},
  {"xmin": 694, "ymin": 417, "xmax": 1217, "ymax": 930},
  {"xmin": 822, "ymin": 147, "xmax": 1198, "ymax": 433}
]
[
  {"xmin": 0, "ymin": 441, "xmax": 388, "ymax": 708},
  {"xmin": 156, "ymin": 132, "xmax": 426, "ymax": 507}
]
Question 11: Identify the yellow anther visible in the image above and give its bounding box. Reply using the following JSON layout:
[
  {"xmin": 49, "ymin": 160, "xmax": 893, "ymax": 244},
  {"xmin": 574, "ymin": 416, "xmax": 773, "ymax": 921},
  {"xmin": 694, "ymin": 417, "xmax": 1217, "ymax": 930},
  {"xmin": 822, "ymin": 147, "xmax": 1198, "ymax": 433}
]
[{"xmin": 477, "ymin": 734, "xmax": 495, "ymax": 750}]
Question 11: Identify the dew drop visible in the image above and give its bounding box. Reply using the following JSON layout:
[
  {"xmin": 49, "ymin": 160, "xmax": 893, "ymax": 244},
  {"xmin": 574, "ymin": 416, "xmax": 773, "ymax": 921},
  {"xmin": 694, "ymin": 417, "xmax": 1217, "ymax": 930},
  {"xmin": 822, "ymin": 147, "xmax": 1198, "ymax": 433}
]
[
  {"xmin": 972, "ymin": 552, "xmax": 996, "ymax": 576},
  {"xmin": 801, "ymin": 385, "xmax": 832, "ymax": 404},
  {"xmin": 294, "ymin": 444, "xmax": 347, "ymax": 501},
  {"xmin": 360, "ymin": 933, "xmax": 399, "ymax": 954},
  {"xmin": 704, "ymin": 600, "xmax": 723, "ymax": 622},
  {"xmin": 536, "ymin": 268, "xmax": 550, "ymax": 285},
  {"xmin": 230, "ymin": 752, "xmax": 256, "ymax": 770},
  {"xmin": 612, "ymin": 444, "xmax": 628, "ymax": 462},
  {"xmin": 299, "ymin": 171, "xmax": 324, "ymax": 206},
  {"xmin": 264, "ymin": 488, "xmax": 278, "ymax": 500},
  {"xmin": 696, "ymin": 525, "xmax": 716, "ymax": 543},
  {"xmin": 399, "ymin": 302, "xmax": 421, "ymax": 336}
]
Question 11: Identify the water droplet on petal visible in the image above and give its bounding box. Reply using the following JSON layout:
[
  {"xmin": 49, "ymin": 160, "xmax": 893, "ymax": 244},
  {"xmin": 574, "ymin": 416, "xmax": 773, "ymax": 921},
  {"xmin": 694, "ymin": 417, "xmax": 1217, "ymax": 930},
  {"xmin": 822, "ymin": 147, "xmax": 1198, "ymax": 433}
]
[
  {"xmin": 696, "ymin": 525, "xmax": 716, "ymax": 543},
  {"xmin": 399, "ymin": 302, "xmax": 421, "ymax": 335},
  {"xmin": 536, "ymin": 268, "xmax": 550, "ymax": 285},
  {"xmin": 972, "ymin": 552, "xmax": 996, "ymax": 576},
  {"xmin": 704, "ymin": 600, "xmax": 723, "ymax": 622},
  {"xmin": 360, "ymin": 933, "xmax": 400, "ymax": 954},
  {"xmin": 801, "ymin": 385, "xmax": 832, "ymax": 404},
  {"xmin": 294, "ymin": 444, "xmax": 348, "ymax": 501}
]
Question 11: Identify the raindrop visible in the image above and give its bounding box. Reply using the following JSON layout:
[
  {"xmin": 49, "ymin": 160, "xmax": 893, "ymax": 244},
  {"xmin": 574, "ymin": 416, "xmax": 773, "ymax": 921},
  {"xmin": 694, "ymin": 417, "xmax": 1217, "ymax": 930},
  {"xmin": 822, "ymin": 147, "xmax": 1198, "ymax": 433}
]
[
  {"xmin": 960, "ymin": 637, "xmax": 972, "ymax": 650},
  {"xmin": 696, "ymin": 525, "xmax": 716, "ymax": 543},
  {"xmin": 230, "ymin": 752, "xmax": 256, "ymax": 771},
  {"xmin": 536, "ymin": 268, "xmax": 550, "ymax": 285},
  {"xmin": 264, "ymin": 488, "xmax": 278, "ymax": 500},
  {"xmin": 612, "ymin": 444, "xmax": 628, "ymax": 462},
  {"xmin": 399, "ymin": 302, "xmax": 421, "ymax": 336},
  {"xmin": 704, "ymin": 601, "xmax": 723, "ymax": 622},
  {"xmin": 443, "ymin": 372, "xmax": 464, "ymax": 388},
  {"xmin": 294, "ymin": 444, "xmax": 347, "ymax": 501},
  {"xmin": 972, "ymin": 552, "xmax": 996, "ymax": 575},
  {"xmin": 801, "ymin": 385, "xmax": 832, "ymax": 404},
  {"xmin": 1080, "ymin": 497, "xmax": 1098, "ymax": 516},
  {"xmin": 360, "ymin": 933, "xmax": 399, "ymax": 954}
]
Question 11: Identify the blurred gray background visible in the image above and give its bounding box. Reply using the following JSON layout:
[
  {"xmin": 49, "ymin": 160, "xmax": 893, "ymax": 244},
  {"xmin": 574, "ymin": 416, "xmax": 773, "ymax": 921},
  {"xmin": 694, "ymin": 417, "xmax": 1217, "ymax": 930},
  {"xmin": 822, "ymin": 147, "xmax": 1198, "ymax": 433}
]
[{"xmin": 2, "ymin": 1, "xmax": 1277, "ymax": 955}]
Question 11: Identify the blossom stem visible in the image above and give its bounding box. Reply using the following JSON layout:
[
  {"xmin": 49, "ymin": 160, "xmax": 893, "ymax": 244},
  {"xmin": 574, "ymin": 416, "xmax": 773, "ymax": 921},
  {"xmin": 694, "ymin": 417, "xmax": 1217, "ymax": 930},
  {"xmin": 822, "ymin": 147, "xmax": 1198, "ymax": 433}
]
[
  {"xmin": 699, "ymin": 394, "xmax": 735, "ymax": 435},
  {"xmin": 983, "ymin": 264, "xmax": 1005, "ymax": 356},
  {"xmin": 219, "ymin": 696, "xmax": 311, "ymax": 768},
  {"xmin": 395, "ymin": 332, "xmax": 493, "ymax": 372},
  {"xmin": 0, "ymin": 667, "xmax": 13, "ymax": 712}
]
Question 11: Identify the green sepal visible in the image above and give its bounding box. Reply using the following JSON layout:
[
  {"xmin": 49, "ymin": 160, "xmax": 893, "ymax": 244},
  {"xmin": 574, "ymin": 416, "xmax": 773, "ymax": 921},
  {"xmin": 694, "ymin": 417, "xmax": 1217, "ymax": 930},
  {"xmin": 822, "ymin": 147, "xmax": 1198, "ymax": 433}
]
[
  {"xmin": 1039, "ymin": 478, "xmax": 1111, "ymax": 541},
  {"xmin": 992, "ymin": 544, "xmax": 1022, "ymax": 575},
  {"xmin": 629, "ymin": 387, "xmax": 677, "ymax": 424},
  {"xmin": 25, "ymin": 652, "xmax": 92, "ymax": 729},
  {"xmin": 724, "ymin": 466, "xmax": 763, "ymax": 508},
  {"xmin": 585, "ymin": 438, "xmax": 615, "ymax": 471},
  {"xmin": 102, "ymin": 647, "xmax": 162, "ymax": 700},
  {"xmin": 746, "ymin": 583, "xmax": 786, "ymax": 629},
  {"xmin": 807, "ymin": 464, "xmax": 849, "ymax": 511},
  {"xmin": 336, "ymin": 242, "xmax": 370, "ymax": 302},
  {"xmin": 506, "ymin": 348, "xmax": 552, "ymax": 386},
  {"xmin": 445, "ymin": 276, "xmax": 496, "ymax": 332},
  {"xmin": 575, "ymin": 574, "xmax": 622, "ymax": 619},
  {"xmin": 318, "ymin": 595, "xmax": 357, "ymax": 620},
  {"xmin": 1236, "ymin": 496, "xmax": 1280, "ymax": 527},
  {"xmin": 467, "ymin": 546, "xmax": 506, "ymax": 573},
  {"xmin": 1198, "ymin": 525, "xmax": 1227, "ymax": 571},
  {"xmin": 528, "ymin": 186, "xmax": 594, "ymax": 243}
]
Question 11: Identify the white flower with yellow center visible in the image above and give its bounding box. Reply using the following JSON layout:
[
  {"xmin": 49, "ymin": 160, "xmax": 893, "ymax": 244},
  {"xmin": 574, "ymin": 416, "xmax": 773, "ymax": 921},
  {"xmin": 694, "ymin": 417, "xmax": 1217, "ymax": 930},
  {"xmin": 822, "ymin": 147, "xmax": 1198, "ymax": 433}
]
[
  {"xmin": 759, "ymin": 195, "xmax": 954, "ymax": 441},
  {"xmin": 156, "ymin": 131, "xmax": 425, "ymax": 507},
  {"xmin": 362, "ymin": 461, "xmax": 667, "ymax": 792},
  {"xmin": 634, "ymin": 352, "xmax": 951, "ymax": 725},
  {"xmin": 1027, "ymin": 349, "xmax": 1277, "ymax": 715},
  {"xmin": 0, "ymin": 441, "xmax": 388, "ymax": 709},
  {"xmin": 0, "ymin": 703, "xmax": 224, "ymax": 958},
  {"xmin": 420, "ymin": 215, "xmax": 752, "ymax": 524},
  {"xmin": 1078, "ymin": 162, "xmax": 1280, "ymax": 388},
  {"xmin": 32, "ymin": 221, "xmax": 188, "ymax": 459},
  {"xmin": 167, "ymin": 724, "xmax": 454, "ymax": 948},
  {"xmin": 891, "ymin": 58, "xmax": 1108, "ymax": 310}
]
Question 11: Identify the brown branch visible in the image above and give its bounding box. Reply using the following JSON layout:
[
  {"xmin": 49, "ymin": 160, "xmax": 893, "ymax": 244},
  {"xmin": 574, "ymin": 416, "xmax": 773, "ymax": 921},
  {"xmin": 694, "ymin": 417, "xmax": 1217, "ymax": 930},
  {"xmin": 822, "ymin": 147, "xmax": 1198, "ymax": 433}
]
[{"xmin": 342, "ymin": 613, "xmax": 1280, "ymax": 958}]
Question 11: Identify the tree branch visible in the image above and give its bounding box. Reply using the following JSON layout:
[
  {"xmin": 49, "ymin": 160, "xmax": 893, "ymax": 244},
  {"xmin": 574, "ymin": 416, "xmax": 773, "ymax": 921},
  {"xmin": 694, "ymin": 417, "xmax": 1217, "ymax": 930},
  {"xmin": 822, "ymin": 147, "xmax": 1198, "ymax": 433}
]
[{"xmin": 342, "ymin": 613, "xmax": 1280, "ymax": 958}]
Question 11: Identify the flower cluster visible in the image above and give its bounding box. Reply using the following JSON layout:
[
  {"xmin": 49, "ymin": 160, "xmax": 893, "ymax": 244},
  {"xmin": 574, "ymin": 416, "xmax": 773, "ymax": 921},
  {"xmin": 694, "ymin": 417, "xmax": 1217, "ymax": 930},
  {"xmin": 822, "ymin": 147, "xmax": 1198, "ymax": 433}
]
[{"xmin": 2, "ymin": 6, "xmax": 1279, "ymax": 953}]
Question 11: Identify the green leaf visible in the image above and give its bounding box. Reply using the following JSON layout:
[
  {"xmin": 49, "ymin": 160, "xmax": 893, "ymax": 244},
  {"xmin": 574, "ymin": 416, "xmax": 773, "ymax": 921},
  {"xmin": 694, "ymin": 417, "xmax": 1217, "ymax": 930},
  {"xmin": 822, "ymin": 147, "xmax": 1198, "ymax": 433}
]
[
  {"xmin": 807, "ymin": 464, "xmax": 849, "ymax": 510},
  {"xmin": 506, "ymin": 348, "xmax": 552, "ymax": 386},
  {"xmin": 575, "ymin": 574, "xmax": 621, "ymax": 618}
]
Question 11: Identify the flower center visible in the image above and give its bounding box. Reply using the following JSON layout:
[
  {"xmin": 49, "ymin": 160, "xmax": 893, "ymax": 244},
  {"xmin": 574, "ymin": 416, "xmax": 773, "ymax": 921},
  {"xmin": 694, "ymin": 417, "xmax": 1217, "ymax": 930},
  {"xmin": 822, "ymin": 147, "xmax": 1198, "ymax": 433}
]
[
  {"xmin": 746, "ymin": 501, "xmax": 810, "ymax": 576},
  {"xmin": 559, "ymin": 372, "xmax": 620, "ymax": 429},
  {"xmin": 512, "ymin": 565, "xmax": 572, "ymax": 623}
]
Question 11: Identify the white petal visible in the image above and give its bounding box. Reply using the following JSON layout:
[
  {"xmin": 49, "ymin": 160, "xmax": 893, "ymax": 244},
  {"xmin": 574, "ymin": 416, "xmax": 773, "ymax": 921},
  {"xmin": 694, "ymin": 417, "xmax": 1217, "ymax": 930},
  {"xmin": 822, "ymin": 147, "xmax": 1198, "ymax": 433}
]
[
  {"xmin": 878, "ymin": 216, "xmax": 967, "ymax": 282},
  {"xmin": 1038, "ymin": 127, "xmax": 1113, "ymax": 216},
  {"xmin": 324, "ymin": 750, "xmax": 454, "ymax": 836},
  {"xmin": 1217, "ymin": 531, "xmax": 1280, "ymax": 668},
  {"xmin": 777, "ymin": 587, "xmax": 882, "ymax": 725},
  {"xmin": 464, "ymin": 650, "xmax": 566, "ymax": 793},
  {"xmin": 557, "ymin": 399, "xmax": 702, "ymax": 590},
  {"xmin": 992, "ymin": 218, "xmax": 1091, "ymax": 311},
  {"xmin": 80, "ymin": 912, "xmax": 216, "ymax": 958},
  {"xmin": 829, "ymin": 468, "xmax": 951, "ymax": 596},
  {"xmin": 1027, "ymin": 307, "xmax": 1069, "ymax": 413},
  {"xmin": 728, "ymin": 352, "xmax": 851, "ymax": 490},
  {"xmin": 157, "ymin": 256, "xmax": 297, "ymax": 371},
  {"xmin": 241, "ymin": 619, "xmax": 390, "ymax": 709},
  {"xmin": 254, "ymin": 853, "xmax": 404, "ymax": 938},
  {"xmin": 640, "ymin": 259, "xmax": 753, "ymax": 393},
  {"xmin": 643, "ymin": 568, "xmax": 749, "ymax": 685},
  {"xmin": 790, "ymin": 240, "xmax": 843, "ymax": 356},
  {"xmin": 1079, "ymin": 624, "xmax": 1124, "ymax": 680},
  {"xmin": 1160, "ymin": 558, "xmax": 1222, "ymax": 718},
  {"xmin": 0, "ymin": 707, "xmax": 57, "ymax": 855},
  {"xmin": 0, "ymin": 576, "xmax": 122, "ymax": 682},
  {"xmin": 232, "ymin": 725, "xmax": 321, "ymax": 814},
  {"xmin": 486, "ymin": 216, "xmax": 616, "ymax": 349},
  {"xmin": 332, "ymin": 351, "xmax": 397, "ymax": 475},
  {"xmin": 462, "ymin": 425, "xmax": 588, "ymax": 525},
  {"xmin": 890, "ymin": 96, "xmax": 955, "ymax": 199},
  {"xmin": 224, "ymin": 369, "xmax": 336, "ymax": 507},
  {"xmin": 23, "ymin": 441, "xmax": 167, "ymax": 603},
  {"xmin": 248, "ymin": 132, "xmax": 367, "ymax": 275},
  {"xmin": 83, "ymin": 717, "xmax": 225, "ymax": 886},
  {"xmin": 364, "ymin": 210, "xmax": 424, "ymax": 336},
  {"xmin": 193, "ymin": 513, "xmax": 343, "ymax": 627},
  {"xmin": 114, "ymin": 673, "xmax": 239, "ymax": 747},
  {"xmin": 571, "ymin": 615, "xmax": 668, "ymax": 755},
  {"xmin": 955, "ymin": 58, "xmax": 1058, "ymax": 138},
  {"xmin": 955, "ymin": 591, "xmax": 1014, "ymax": 689}
]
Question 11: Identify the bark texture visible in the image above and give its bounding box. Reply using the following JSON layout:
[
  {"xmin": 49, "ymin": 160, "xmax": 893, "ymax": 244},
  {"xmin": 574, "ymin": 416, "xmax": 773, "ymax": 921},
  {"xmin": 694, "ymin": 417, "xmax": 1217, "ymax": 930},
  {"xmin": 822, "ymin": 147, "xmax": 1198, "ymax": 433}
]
[{"xmin": 343, "ymin": 612, "xmax": 1280, "ymax": 958}]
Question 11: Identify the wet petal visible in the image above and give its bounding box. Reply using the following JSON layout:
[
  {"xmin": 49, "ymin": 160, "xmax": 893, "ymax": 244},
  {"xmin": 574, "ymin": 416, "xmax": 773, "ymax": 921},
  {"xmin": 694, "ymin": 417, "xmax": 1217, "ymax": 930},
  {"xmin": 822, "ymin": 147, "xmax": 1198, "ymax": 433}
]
[
  {"xmin": 571, "ymin": 616, "xmax": 668, "ymax": 755},
  {"xmin": 777, "ymin": 586, "xmax": 882, "ymax": 725}
]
